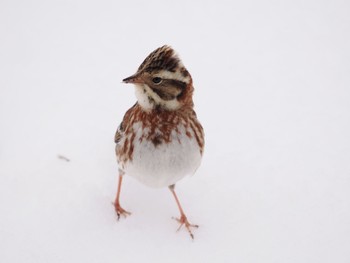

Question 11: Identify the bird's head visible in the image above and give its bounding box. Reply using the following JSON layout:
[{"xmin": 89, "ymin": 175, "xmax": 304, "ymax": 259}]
[{"xmin": 123, "ymin": 45, "xmax": 194, "ymax": 111}]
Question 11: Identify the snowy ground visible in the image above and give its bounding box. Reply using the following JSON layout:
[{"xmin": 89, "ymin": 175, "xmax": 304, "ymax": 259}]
[{"xmin": 1, "ymin": 0, "xmax": 350, "ymax": 262}]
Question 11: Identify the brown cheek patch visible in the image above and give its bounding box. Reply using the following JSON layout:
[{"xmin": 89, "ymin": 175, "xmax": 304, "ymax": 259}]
[
  {"xmin": 152, "ymin": 88, "xmax": 176, "ymax": 100},
  {"xmin": 163, "ymin": 85, "xmax": 182, "ymax": 98},
  {"xmin": 148, "ymin": 78, "xmax": 187, "ymax": 101},
  {"xmin": 151, "ymin": 80, "xmax": 185, "ymax": 101},
  {"xmin": 166, "ymin": 80, "xmax": 187, "ymax": 91}
]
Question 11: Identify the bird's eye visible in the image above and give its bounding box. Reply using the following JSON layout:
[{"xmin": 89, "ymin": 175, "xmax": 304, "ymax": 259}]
[{"xmin": 152, "ymin": 77, "xmax": 162, "ymax": 84}]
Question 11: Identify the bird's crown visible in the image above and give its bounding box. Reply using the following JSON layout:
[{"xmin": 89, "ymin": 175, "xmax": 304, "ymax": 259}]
[{"xmin": 137, "ymin": 45, "xmax": 185, "ymax": 74}]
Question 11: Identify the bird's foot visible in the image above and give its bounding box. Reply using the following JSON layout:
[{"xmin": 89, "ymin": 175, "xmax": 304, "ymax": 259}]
[
  {"xmin": 172, "ymin": 214, "xmax": 199, "ymax": 239},
  {"xmin": 113, "ymin": 202, "xmax": 131, "ymax": 220}
]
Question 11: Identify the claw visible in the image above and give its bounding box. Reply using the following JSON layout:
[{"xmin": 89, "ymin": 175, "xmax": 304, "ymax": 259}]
[
  {"xmin": 172, "ymin": 215, "xmax": 199, "ymax": 239},
  {"xmin": 113, "ymin": 202, "xmax": 131, "ymax": 220}
]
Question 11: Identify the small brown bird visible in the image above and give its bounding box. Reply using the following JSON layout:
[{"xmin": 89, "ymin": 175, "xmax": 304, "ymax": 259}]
[{"xmin": 114, "ymin": 45, "xmax": 204, "ymax": 239}]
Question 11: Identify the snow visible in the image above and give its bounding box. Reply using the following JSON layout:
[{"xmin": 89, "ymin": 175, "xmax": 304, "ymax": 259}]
[{"xmin": 1, "ymin": 0, "xmax": 350, "ymax": 262}]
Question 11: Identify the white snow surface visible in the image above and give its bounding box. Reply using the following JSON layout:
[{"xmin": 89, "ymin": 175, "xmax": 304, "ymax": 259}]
[{"xmin": 1, "ymin": 0, "xmax": 350, "ymax": 262}]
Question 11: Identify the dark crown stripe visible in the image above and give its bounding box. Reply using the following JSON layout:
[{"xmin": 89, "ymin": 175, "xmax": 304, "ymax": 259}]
[{"xmin": 137, "ymin": 45, "xmax": 180, "ymax": 73}]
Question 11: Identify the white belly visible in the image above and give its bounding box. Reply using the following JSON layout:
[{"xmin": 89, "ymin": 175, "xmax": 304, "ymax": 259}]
[{"xmin": 123, "ymin": 122, "xmax": 202, "ymax": 188}]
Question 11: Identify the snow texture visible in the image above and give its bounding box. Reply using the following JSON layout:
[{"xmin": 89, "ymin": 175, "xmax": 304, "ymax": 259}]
[{"xmin": 1, "ymin": 0, "xmax": 350, "ymax": 262}]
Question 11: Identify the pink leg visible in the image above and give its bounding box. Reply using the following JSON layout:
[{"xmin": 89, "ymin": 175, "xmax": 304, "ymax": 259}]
[
  {"xmin": 169, "ymin": 185, "xmax": 198, "ymax": 239},
  {"xmin": 114, "ymin": 171, "xmax": 131, "ymax": 220}
]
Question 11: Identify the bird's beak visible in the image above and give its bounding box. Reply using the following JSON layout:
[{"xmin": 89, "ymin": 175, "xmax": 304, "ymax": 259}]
[{"xmin": 122, "ymin": 74, "xmax": 143, "ymax": 84}]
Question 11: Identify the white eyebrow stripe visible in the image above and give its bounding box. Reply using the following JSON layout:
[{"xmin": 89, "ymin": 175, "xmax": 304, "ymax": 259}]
[{"xmin": 156, "ymin": 69, "xmax": 190, "ymax": 83}]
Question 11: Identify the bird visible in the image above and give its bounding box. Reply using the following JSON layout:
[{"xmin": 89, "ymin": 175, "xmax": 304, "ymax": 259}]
[{"xmin": 114, "ymin": 45, "xmax": 204, "ymax": 239}]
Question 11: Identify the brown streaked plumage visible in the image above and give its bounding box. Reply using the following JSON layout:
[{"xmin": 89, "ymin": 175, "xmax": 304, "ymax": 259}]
[{"xmin": 114, "ymin": 45, "xmax": 204, "ymax": 239}]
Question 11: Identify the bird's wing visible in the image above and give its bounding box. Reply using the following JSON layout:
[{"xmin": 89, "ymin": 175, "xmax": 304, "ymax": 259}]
[
  {"xmin": 114, "ymin": 122, "xmax": 124, "ymax": 144},
  {"xmin": 114, "ymin": 102, "xmax": 138, "ymax": 145}
]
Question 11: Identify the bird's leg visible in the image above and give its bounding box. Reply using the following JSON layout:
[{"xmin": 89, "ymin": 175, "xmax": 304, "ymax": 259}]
[
  {"xmin": 169, "ymin": 184, "xmax": 198, "ymax": 239},
  {"xmin": 114, "ymin": 170, "xmax": 131, "ymax": 220}
]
